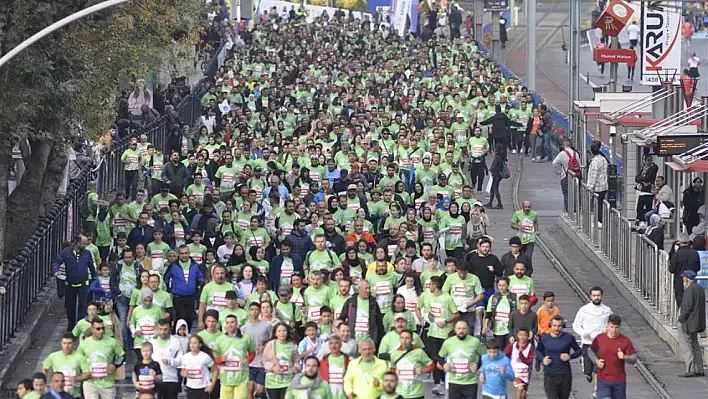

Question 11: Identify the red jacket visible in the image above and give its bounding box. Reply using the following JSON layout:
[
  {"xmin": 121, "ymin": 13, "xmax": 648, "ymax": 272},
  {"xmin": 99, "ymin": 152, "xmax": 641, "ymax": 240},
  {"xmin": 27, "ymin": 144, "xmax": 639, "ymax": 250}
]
[{"xmin": 318, "ymin": 353, "xmax": 350, "ymax": 382}]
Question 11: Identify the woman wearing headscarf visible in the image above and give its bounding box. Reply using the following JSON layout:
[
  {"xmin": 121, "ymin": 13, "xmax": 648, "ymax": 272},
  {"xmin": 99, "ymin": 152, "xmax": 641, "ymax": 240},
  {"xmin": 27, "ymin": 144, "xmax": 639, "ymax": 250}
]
[
  {"xmin": 645, "ymin": 214, "xmax": 665, "ymax": 250},
  {"xmin": 438, "ymin": 201, "xmax": 465, "ymax": 259}
]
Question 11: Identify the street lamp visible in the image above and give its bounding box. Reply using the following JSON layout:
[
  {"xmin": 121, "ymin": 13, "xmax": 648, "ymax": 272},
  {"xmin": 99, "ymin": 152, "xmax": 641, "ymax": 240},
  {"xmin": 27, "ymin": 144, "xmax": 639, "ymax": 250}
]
[{"xmin": 0, "ymin": 0, "xmax": 133, "ymax": 70}]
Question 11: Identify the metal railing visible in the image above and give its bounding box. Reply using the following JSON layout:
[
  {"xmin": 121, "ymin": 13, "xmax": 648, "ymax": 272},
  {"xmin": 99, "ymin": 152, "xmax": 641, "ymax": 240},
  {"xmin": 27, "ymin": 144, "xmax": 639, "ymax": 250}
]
[
  {"xmin": 566, "ymin": 172, "xmax": 679, "ymax": 328},
  {"xmin": 0, "ymin": 91, "xmax": 207, "ymax": 350}
]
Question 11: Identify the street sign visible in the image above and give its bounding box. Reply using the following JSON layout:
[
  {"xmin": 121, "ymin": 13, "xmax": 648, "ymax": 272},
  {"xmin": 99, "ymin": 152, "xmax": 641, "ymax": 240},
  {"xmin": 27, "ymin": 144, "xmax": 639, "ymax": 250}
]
[
  {"xmin": 595, "ymin": 0, "xmax": 634, "ymax": 37},
  {"xmin": 484, "ymin": 0, "xmax": 509, "ymax": 11},
  {"xmin": 657, "ymin": 134, "xmax": 708, "ymax": 156},
  {"xmin": 640, "ymin": 0, "xmax": 682, "ymax": 86},
  {"xmin": 593, "ymin": 48, "xmax": 637, "ymax": 63}
]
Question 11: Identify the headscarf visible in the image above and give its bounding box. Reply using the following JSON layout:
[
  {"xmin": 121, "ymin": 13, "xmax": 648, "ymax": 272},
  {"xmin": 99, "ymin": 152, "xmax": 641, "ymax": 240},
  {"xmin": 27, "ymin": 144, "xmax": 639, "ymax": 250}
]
[
  {"xmin": 645, "ymin": 214, "xmax": 665, "ymax": 236},
  {"xmin": 436, "ymin": 195, "xmax": 451, "ymax": 212}
]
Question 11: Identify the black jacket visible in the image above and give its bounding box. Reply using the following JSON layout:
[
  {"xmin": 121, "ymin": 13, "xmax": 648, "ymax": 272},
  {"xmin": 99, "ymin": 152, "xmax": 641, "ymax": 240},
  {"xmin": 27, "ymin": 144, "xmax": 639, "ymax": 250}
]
[
  {"xmin": 339, "ymin": 295, "xmax": 385, "ymax": 347},
  {"xmin": 465, "ymin": 251, "xmax": 504, "ymax": 289},
  {"xmin": 669, "ymin": 245, "xmax": 700, "ymax": 296},
  {"xmin": 163, "ymin": 161, "xmax": 190, "ymax": 195},
  {"xmin": 682, "ymin": 186, "xmax": 704, "ymax": 226},
  {"xmin": 480, "ymin": 113, "xmax": 522, "ymax": 138},
  {"xmin": 500, "ymin": 251, "xmax": 534, "ymax": 276},
  {"xmin": 678, "ymin": 281, "xmax": 706, "ymax": 333}
]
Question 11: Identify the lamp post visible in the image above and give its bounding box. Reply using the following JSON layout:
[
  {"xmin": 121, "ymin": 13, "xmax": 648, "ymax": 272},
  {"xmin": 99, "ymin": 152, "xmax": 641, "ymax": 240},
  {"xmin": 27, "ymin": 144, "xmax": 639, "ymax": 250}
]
[{"xmin": 0, "ymin": 0, "xmax": 132, "ymax": 70}]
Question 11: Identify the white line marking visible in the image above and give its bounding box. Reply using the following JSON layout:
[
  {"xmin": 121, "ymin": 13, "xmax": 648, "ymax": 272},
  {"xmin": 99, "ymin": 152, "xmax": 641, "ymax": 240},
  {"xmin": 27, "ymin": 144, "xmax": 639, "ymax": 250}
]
[{"xmin": 581, "ymin": 73, "xmax": 600, "ymax": 88}]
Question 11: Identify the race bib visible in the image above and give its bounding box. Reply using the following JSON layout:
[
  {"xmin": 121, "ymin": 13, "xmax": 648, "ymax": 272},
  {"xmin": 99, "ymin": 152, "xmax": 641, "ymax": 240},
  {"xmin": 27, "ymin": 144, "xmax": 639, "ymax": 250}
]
[
  {"xmin": 138, "ymin": 374, "xmax": 155, "ymax": 390},
  {"xmin": 223, "ymin": 358, "xmax": 241, "ymax": 373},
  {"xmin": 212, "ymin": 292, "xmax": 227, "ymax": 308},
  {"xmin": 186, "ymin": 367, "xmax": 203, "ymax": 379},
  {"xmin": 90, "ymin": 362, "xmax": 108, "ymax": 379},
  {"xmin": 329, "ymin": 365, "xmax": 344, "ymax": 385},
  {"xmin": 452, "ymin": 359, "xmax": 470, "ymax": 375}
]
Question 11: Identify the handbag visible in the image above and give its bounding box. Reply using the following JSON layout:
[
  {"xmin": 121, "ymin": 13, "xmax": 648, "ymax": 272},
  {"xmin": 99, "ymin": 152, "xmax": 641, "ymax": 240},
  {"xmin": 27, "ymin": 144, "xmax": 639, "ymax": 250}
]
[{"xmin": 501, "ymin": 163, "xmax": 511, "ymax": 179}]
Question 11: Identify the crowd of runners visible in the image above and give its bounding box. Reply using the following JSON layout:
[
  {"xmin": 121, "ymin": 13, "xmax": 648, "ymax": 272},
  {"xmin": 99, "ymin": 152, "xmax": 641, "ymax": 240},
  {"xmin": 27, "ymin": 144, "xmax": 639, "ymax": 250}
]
[{"xmin": 13, "ymin": 6, "xmax": 663, "ymax": 399}]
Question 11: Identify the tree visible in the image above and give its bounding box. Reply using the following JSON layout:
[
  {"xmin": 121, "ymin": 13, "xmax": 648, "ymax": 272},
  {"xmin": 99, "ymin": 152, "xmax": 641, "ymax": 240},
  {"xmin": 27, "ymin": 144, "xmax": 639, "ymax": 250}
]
[{"xmin": 0, "ymin": 0, "xmax": 205, "ymax": 260}]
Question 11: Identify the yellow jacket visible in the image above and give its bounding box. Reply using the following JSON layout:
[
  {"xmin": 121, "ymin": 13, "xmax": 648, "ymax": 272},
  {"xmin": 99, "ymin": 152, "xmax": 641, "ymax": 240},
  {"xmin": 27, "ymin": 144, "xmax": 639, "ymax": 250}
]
[{"xmin": 343, "ymin": 356, "xmax": 389, "ymax": 399}]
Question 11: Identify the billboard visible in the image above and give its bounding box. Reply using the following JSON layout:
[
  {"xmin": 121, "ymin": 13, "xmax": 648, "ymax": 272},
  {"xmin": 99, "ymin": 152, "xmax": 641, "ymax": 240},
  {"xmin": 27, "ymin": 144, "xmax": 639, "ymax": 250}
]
[{"xmin": 640, "ymin": 0, "xmax": 682, "ymax": 86}]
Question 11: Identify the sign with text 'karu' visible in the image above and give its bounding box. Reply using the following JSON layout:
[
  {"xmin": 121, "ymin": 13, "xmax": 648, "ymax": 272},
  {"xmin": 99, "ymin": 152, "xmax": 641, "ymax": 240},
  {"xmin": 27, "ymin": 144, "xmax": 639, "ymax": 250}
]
[{"xmin": 640, "ymin": 0, "xmax": 682, "ymax": 86}]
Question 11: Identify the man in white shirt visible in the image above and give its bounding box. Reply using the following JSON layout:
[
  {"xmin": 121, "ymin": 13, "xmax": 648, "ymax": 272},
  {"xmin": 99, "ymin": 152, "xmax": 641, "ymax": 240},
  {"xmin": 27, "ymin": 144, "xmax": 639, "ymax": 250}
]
[
  {"xmin": 627, "ymin": 21, "xmax": 640, "ymax": 48},
  {"xmin": 149, "ymin": 318, "xmax": 184, "ymax": 399},
  {"xmin": 572, "ymin": 286, "xmax": 613, "ymax": 397}
]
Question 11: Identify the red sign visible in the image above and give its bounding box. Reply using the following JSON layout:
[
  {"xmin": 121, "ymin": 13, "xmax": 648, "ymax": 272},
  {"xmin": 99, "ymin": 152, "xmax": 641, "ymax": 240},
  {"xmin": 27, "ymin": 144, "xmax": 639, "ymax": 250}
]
[
  {"xmin": 595, "ymin": 0, "xmax": 634, "ymax": 37},
  {"xmin": 593, "ymin": 48, "xmax": 637, "ymax": 63}
]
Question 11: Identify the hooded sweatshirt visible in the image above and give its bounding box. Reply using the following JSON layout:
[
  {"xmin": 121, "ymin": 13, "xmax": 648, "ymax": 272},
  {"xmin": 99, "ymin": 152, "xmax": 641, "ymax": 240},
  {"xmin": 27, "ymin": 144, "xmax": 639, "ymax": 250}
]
[
  {"xmin": 174, "ymin": 319, "xmax": 191, "ymax": 354},
  {"xmin": 148, "ymin": 333, "xmax": 184, "ymax": 383}
]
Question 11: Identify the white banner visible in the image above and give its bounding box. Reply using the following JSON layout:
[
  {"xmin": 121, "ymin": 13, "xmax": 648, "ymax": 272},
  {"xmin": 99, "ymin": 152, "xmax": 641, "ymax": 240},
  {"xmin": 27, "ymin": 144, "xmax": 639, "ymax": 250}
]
[
  {"xmin": 390, "ymin": 0, "xmax": 411, "ymax": 36},
  {"xmin": 640, "ymin": 0, "xmax": 682, "ymax": 86}
]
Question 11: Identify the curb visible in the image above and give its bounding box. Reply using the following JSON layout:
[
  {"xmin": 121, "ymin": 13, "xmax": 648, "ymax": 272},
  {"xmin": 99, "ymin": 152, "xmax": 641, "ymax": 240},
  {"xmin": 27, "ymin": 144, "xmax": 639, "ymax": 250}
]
[
  {"xmin": 0, "ymin": 282, "xmax": 57, "ymax": 389},
  {"xmin": 512, "ymin": 156, "xmax": 673, "ymax": 397}
]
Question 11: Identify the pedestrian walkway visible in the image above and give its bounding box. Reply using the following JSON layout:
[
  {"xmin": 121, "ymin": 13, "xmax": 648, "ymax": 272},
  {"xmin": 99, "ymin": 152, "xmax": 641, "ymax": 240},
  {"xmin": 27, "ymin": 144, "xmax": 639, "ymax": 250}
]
[{"xmin": 519, "ymin": 155, "xmax": 708, "ymax": 396}]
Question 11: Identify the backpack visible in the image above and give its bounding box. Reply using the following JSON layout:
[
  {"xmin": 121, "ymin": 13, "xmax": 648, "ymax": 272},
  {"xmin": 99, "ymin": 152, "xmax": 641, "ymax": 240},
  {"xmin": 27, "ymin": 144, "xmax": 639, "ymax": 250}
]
[{"xmin": 565, "ymin": 150, "xmax": 581, "ymax": 178}]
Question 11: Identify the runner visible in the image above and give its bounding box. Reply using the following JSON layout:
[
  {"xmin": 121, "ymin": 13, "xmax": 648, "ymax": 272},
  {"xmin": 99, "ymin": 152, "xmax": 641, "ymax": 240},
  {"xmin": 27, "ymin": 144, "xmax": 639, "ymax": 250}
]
[
  {"xmin": 588, "ymin": 314, "xmax": 637, "ymax": 399},
  {"xmin": 572, "ymin": 286, "xmax": 613, "ymax": 398},
  {"xmin": 438, "ymin": 320, "xmax": 486, "ymax": 399}
]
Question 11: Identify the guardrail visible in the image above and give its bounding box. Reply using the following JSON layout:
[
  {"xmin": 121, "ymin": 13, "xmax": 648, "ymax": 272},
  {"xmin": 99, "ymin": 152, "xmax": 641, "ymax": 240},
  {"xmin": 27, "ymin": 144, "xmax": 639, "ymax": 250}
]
[
  {"xmin": 566, "ymin": 171, "xmax": 679, "ymax": 328},
  {"xmin": 0, "ymin": 39, "xmax": 225, "ymax": 351}
]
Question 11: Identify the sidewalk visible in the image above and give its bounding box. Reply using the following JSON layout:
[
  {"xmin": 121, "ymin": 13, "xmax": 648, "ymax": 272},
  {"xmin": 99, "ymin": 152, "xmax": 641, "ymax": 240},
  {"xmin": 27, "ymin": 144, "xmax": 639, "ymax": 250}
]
[{"xmin": 518, "ymin": 156, "xmax": 708, "ymax": 396}]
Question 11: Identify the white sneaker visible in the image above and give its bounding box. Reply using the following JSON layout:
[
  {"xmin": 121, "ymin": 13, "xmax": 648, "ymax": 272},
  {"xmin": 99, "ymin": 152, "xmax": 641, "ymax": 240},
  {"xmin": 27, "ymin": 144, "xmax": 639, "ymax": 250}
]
[
  {"xmin": 512, "ymin": 149, "xmax": 517, "ymax": 154},
  {"xmin": 432, "ymin": 384, "xmax": 445, "ymax": 395},
  {"xmin": 597, "ymin": 221, "xmax": 603, "ymax": 228},
  {"xmin": 519, "ymin": 148, "xmax": 524, "ymax": 154}
]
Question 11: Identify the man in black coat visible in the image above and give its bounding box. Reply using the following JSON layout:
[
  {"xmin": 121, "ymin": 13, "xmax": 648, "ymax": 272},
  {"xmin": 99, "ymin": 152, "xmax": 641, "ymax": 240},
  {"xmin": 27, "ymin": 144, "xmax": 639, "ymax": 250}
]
[
  {"xmin": 669, "ymin": 233, "xmax": 701, "ymax": 307},
  {"xmin": 338, "ymin": 280, "xmax": 385, "ymax": 348},
  {"xmin": 677, "ymin": 270, "xmax": 706, "ymax": 378},
  {"xmin": 480, "ymin": 105, "xmax": 522, "ymax": 154}
]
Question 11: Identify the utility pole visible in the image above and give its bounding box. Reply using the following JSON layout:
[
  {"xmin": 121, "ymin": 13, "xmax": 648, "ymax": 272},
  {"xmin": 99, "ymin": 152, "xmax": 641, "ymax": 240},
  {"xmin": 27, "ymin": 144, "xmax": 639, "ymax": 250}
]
[
  {"xmin": 568, "ymin": 0, "xmax": 580, "ymax": 131},
  {"xmin": 476, "ymin": 0, "xmax": 484, "ymax": 43},
  {"xmin": 492, "ymin": 12, "xmax": 500, "ymax": 59},
  {"xmin": 608, "ymin": 36, "xmax": 619, "ymax": 92},
  {"xmin": 526, "ymin": 0, "xmax": 536, "ymax": 91},
  {"xmin": 0, "ymin": 0, "xmax": 132, "ymax": 69}
]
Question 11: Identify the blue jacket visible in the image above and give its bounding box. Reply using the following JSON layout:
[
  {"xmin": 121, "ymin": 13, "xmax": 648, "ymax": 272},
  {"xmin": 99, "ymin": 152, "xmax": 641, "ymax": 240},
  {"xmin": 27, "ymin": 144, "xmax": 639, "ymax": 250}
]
[
  {"xmin": 164, "ymin": 260, "xmax": 204, "ymax": 297},
  {"xmin": 268, "ymin": 254, "xmax": 304, "ymax": 291},
  {"xmin": 127, "ymin": 224, "xmax": 154, "ymax": 248},
  {"xmin": 88, "ymin": 276, "xmax": 113, "ymax": 301},
  {"xmin": 52, "ymin": 246, "xmax": 96, "ymax": 285},
  {"xmin": 40, "ymin": 389, "xmax": 74, "ymax": 399},
  {"xmin": 285, "ymin": 230, "xmax": 313, "ymax": 261},
  {"xmin": 480, "ymin": 353, "xmax": 515, "ymax": 397}
]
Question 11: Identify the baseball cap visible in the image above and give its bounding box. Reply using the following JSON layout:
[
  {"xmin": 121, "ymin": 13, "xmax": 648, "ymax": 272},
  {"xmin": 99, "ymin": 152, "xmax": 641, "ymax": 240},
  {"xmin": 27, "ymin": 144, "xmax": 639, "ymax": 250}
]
[
  {"xmin": 394, "ymin": 313, "xmax": 407, "ymax": 321},
  {"xmin": 347, "ymin": 184, "xmax": 357, "ymax": 190},
  {"xmin": 681, "ymin": 270, "xmax": 697, "ymax": 280}
]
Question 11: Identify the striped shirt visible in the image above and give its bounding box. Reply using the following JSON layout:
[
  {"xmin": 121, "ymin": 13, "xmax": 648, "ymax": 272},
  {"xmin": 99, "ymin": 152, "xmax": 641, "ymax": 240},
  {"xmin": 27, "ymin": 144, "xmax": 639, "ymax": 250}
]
[{"xmin": 586, "ymin": 155, "xmax": 609, "ymax": 193}]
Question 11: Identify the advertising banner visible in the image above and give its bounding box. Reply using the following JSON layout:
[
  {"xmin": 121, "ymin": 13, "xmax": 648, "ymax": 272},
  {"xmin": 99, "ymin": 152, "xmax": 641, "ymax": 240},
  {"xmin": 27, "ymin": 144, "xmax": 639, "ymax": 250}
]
[{"xmin": 640, "ymin": 0, "xmax": 682, "ymax": 86}]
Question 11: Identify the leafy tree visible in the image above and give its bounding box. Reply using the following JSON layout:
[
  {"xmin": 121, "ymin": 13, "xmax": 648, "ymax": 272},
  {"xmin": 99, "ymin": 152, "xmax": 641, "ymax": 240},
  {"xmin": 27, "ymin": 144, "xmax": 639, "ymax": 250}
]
[{"xmin": 0, "ymin": 0, "xmax": 205, "ymax": 260}]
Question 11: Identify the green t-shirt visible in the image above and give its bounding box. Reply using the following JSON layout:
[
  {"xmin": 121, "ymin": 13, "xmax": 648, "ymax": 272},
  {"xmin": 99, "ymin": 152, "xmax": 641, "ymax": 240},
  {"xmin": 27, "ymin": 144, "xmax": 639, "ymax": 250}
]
[
  {"xmin": 354, "ymin": 297, "xmax": 371, "ymax": 343},
  {"xmin": 200, "ymin": 281, "xmax": 234, "ymax": 312},
  {"xmin": 390, "ymin": 347, "xmax": 432, "ymax": 398},
  {"xmin": 131, "ymin": 305, "xmax": 164, "ymax": 346},
  {"xmin": 241, "ymin": 228, "xmax": 270, "ymax": 253},
  {"xmin": 215, "ymin": 165, "xmax": 240, "ymax": 192},
  {"xmin": 305, "ymin": 249, "xmax": 341, "ymax": 272},
  {"xmin": 275, "ymin": 300, "xmax": 303, "ymax": 326},
  {"xmin": 379, "ymin": 330, "xmax": 425, "ymax": 355},
  {"xmin": 117, "ymin": 262, "xmax": 138, "ymax": 299},
  {"xmin": 440, "ymin": 214, "xmax": 465, "ymax": 250},
  {"xmin": 219, "ymin": 307, "xmax": 249, "ymax": 331},
  {"xmin": 510, "ymin": 210, "xmax": 538, "ymax": 244},
  {"xmin": 367, "ymin": 272, "xmax": 399, "ymax": 314},
  {"xmin": 421, "ymin": 292, "xmax": 458, "ymax": 339},
  {"xmin": 304, "ymin": 285, "xmax": 332, "ymax": 322},
  {"xmin": 100, "ymin": 314, "xmax": 116, "ymax": 339},
  {"xmin": 439, "ymin": 335, "xmax": 486, "ymax": 385},
  {"xmin": 187, "ymin": 243, "xmax": 207, "ymax": 265},
  {"xmin": 121, "ymin": 148, "xmax": 141, "ymax": 171},
  {"xmin": 77, "ymin": 335, "xmax": 125, "ymax": 388},
  {"xmin": 265, "ymin": 341, "xmax": 295, "ymax": 389},
  {"xmin": 150, "ymin": 193, "xmax": 178, "ymax": 212},
  {"xmin": 420, "ymin": 268, "xmax": 443, "ymax": 293},
  {"xmin": 72, "ymin": 318, "xmax": 92, "ymax": 342},
  {"xmin": 284, "ymin": 376, "xmax": 332, "ymax": 399},
  {"xmin": 42, "ymin": 351, "xmax": 83, "ymax": 397},
  {"xmin": 147, "ymin": 241, "xmax": 171, "ymax": 261},
  {"xmin": 329, "ymin": 293, "xmax": 350, "ymax": 320},
  {"xmin": 486, "ymin": 294, "xmax": 512, "ymax": 335},
  {"xmin": 508, "ymin": 275, "xmax": 536, "ymax": 298},
  {"xmin": 151, "ymin": 289, "xmax": 173, "ymax": 312},
  {"xmin": 213, "ymin": 334, "xmax": 253, "ymax": 386},
  {"xmin": 441, "ymin": 272, "xmax": 484, "ymax": 312},
  {"xmin": 197, "ymin": 329, "xmax": 223, "ymax": 350},
  {"xmin": 382, "ymin": 310, "xmax": 417, "ymax": 332}
]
